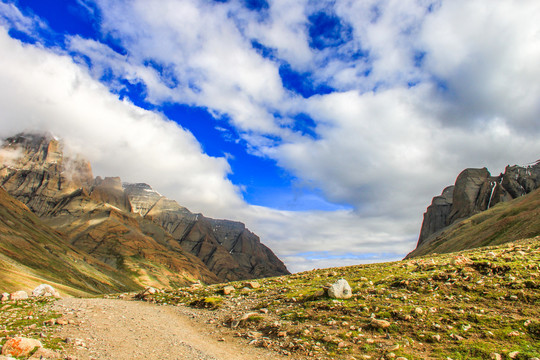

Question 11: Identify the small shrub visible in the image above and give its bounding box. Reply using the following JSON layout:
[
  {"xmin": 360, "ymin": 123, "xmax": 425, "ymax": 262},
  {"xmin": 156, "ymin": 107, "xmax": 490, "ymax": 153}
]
[{"xmin": 190, "ymin": 296, "xmax": 223, "ymax": 309}]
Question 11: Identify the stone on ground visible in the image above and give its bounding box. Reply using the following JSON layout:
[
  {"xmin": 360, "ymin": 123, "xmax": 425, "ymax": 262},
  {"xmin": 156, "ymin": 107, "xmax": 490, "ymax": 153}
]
[
  {"xmin": 370, "ymin": 319, "xmax": 391, "ymax": 329},
  {"xmin": 28, "ymin": 348, "xmax": 61, "ymax": 359},
  {"xmin": 327, "ymin": 279, "xmax": 353, "ymax": 299},
  {"xmin": 32, "ymin": 284, "xmax": 60, "ymax": 298},
  {"xmin": 1, "ymin": 337, "xmax": 43, "ymax": 357},
  {"xmin": 245, "ymin": 281, "xmax": 260, "ymax": 289},
  {"xmin": 9, "ymin": 290, "xmax": 28, "ymax": 300}
]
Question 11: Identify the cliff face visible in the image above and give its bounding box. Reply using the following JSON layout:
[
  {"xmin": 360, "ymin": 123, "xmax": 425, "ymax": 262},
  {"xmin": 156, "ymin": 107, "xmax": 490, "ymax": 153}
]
[
  {"xmin": 0, "ymin": 133, "xmax": 289, "ymax": 287},
  {"xmin": 411, "ymin": 160, "xmax": 540, "ymax": 257}
]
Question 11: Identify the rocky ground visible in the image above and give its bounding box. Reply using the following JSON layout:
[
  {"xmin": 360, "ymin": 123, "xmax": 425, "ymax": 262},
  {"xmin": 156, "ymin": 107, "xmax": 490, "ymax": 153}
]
[
  {"xmin": 136, "ymin": 237, "xmax": 540, "ymax": 360},
  {"xmin": 1, "ymin": 237, "xmax": 539, "ymax": 359}
]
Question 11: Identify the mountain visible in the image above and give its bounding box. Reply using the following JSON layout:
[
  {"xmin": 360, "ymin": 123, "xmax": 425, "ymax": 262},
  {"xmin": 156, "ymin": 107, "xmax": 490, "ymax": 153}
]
[
  {"xmin": 0, "ymin": 186, "xmax": 140, "ymax": 295},
  {"xmin": 408, "ymin": 160, "xmax": 540, "ymax": 258},
  {"xmin": 124, "ymin": 183, "xmax": 290, "ymax": 281},
  {"xmin": 0, "ymin": 133, "xmax": 288, "ymax": 289}
]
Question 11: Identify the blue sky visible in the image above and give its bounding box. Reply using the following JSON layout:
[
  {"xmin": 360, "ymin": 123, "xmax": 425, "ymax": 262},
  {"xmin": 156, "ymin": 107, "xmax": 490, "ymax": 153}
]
[{"xmin": 1, "ymin": 0, "xmax": 539, "ymax": 272}]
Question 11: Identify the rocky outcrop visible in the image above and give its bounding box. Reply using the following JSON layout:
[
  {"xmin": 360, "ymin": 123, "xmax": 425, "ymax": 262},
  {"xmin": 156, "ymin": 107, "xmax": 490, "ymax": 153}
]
[
  {"xmin": 0, "ymin": 133, "xmax": 93, "ymax": 216},
  {"xmin": 1, "ymin": 132, "xmax": 289, "ymax": 287},
  {"xmin": 412, "ymin": 160, "xmax": 540, "ymax": 256},
  {"xmin": 417, "ymin": 186, "xmax": 454, "ymax": 248}
]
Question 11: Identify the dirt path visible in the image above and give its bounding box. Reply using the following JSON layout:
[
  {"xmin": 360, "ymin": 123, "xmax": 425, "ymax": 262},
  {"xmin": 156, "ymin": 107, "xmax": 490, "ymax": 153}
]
[{"xmin": 53, "ymin": 298, "xmax": 289, "ymax": 360}]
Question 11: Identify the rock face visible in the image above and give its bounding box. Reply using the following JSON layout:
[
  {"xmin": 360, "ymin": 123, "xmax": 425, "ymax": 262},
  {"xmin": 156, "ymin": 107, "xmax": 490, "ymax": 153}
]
[
  {"xmin": 0, "ymin": 132, "xmax": 289, "ymax": 287},
  {"xmin": 412, "ymin": 160, "xmax": 540, "ymax": 256},
  {"xmin": 417, "ymin": 186, "xmax": 454, "ymax": 248},
  {"xmin": 9, "ymin": 290, "xmax": 28, "ymax": 300}
]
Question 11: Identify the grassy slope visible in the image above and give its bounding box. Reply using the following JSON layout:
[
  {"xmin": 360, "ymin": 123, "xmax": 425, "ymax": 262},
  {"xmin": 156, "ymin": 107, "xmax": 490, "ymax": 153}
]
[
  {"xmin": 0, "ymin": 187, "xmax": 141, "ymax": 295},
  {"xmin": 140, "ymin": 237, "xmax": 540, "ymax": 360},
  {"xmin": 408, "ymin": 187, "xmax": 540, "ymax": 258}
]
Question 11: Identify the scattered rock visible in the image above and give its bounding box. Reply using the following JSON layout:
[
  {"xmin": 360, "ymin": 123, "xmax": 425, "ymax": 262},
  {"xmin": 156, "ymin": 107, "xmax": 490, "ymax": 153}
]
[
  {"xmin": 9, "ymin": 290, "xmax": 28, "ymax": 300},
  {"xmin": 1, "ymin": 337, "xmax": 42, "ymax": 357},
  {"xmin": 432, "ymin": 334, "xmax": 441, "ymax": 342},
  {"xmin": 0, "ymin": 293, "xmax": 9, "ymax": 301},
  {"xmin": 451, "ymin": 256, "xmax": 473, "ymax": 266},
  {"xmin": 32, "ymin": 284, "xmax": 60, "ymax": 298},
  {"xmin": 489, "ymin": 353, "xmax": 502, "ymax": 360},
  {"xmin": 370, "ymin": 319, "xmax": 391, "ymax": 329},
  {"xmin": 28, "ymin": 348, "xmax": 61, "ymax": 359},
  {"xmin": 135, "ymin": 287, "xmax": 157, "ymax": 299},
  {"xmin": 191, "ymin": 281, "xmax": 203, "ymax": 288},
  {"xmin": 327, "ymin": 279, "xmax": 353, "ymax": 299},
  {"xmin": 414, "ymin": 307, "xmax": 423, "ymax": 315},
  {"xmin": 450, "ymin": 333, "xmax": 464, "ymax": 341},
  {"xmin": 277, "ymin": 331, "xmax": 287, "ymax": 337},
  {"xmin": 56, "ymin": 318, "xmax": 68, "ymax": 325},
  {"xmin": 508, "ymin": 351, "xmax": 519, "ymax": 359},
  {"xmin": 247, "ymin": 331, "xmax": 263, "ymax": 338},
  {"xmin": 222, "ymin": 286, "xmax": 235, "ymax": 295},
  {"xmin": 507, "ymin": 330, "xmax": 520, "ymax": 337},
  {"xmin": 245, "ymin": 281, "xmax": 260, "ymax": 289}
]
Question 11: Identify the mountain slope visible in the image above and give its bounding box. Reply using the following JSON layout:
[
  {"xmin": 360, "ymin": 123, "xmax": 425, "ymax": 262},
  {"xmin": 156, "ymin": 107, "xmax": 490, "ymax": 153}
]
[
  {"xmin": 0, "ymin": 186, "xmax": 140, "ymax": 295},
  {"xmin": 0, "ymin": 133, "xmax": 218, "ymax": 287}
]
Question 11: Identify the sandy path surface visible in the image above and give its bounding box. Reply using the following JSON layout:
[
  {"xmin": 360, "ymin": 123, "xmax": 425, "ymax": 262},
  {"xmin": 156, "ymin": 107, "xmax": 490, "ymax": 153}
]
[{"xmin": 53, "ymin": 298, "xmax": 289, "ymax": 360}]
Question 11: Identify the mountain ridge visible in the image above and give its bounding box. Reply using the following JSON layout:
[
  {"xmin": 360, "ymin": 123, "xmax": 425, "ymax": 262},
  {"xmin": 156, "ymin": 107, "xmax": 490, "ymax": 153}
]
[{"xmin": 0, "ymin": 132, "xmax": 289, "ymax": 291}]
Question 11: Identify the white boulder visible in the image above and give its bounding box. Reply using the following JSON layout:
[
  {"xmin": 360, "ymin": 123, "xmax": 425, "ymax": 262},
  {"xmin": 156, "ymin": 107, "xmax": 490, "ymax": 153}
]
[
  {"xmin": 32, "ymin": 284, "xmax": 60, "ymax": 298},
  {"xmin": 327, "ymin": 279, "xmax": 353, "ymax": 299}
]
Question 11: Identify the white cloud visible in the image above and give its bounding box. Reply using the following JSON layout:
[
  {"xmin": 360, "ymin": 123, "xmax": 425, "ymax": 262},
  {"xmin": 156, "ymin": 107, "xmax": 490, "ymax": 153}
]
[
  {"xmin": 421, "ymin": 0, "xmax": 540, "ymax": 134},
  {"xmin": 0, "ymin": 1, "xmax": 44, "ymax": 34},
  {"xmin": 77, "ymin": 0, "xmax": 289, "ymax": 135}
]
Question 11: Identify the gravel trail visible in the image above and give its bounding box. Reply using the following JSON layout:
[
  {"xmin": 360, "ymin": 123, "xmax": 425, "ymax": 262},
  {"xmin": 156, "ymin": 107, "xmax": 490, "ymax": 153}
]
[{"xmin": 53, "ymin": 298, "xmax": 288, "ymax": 360}]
